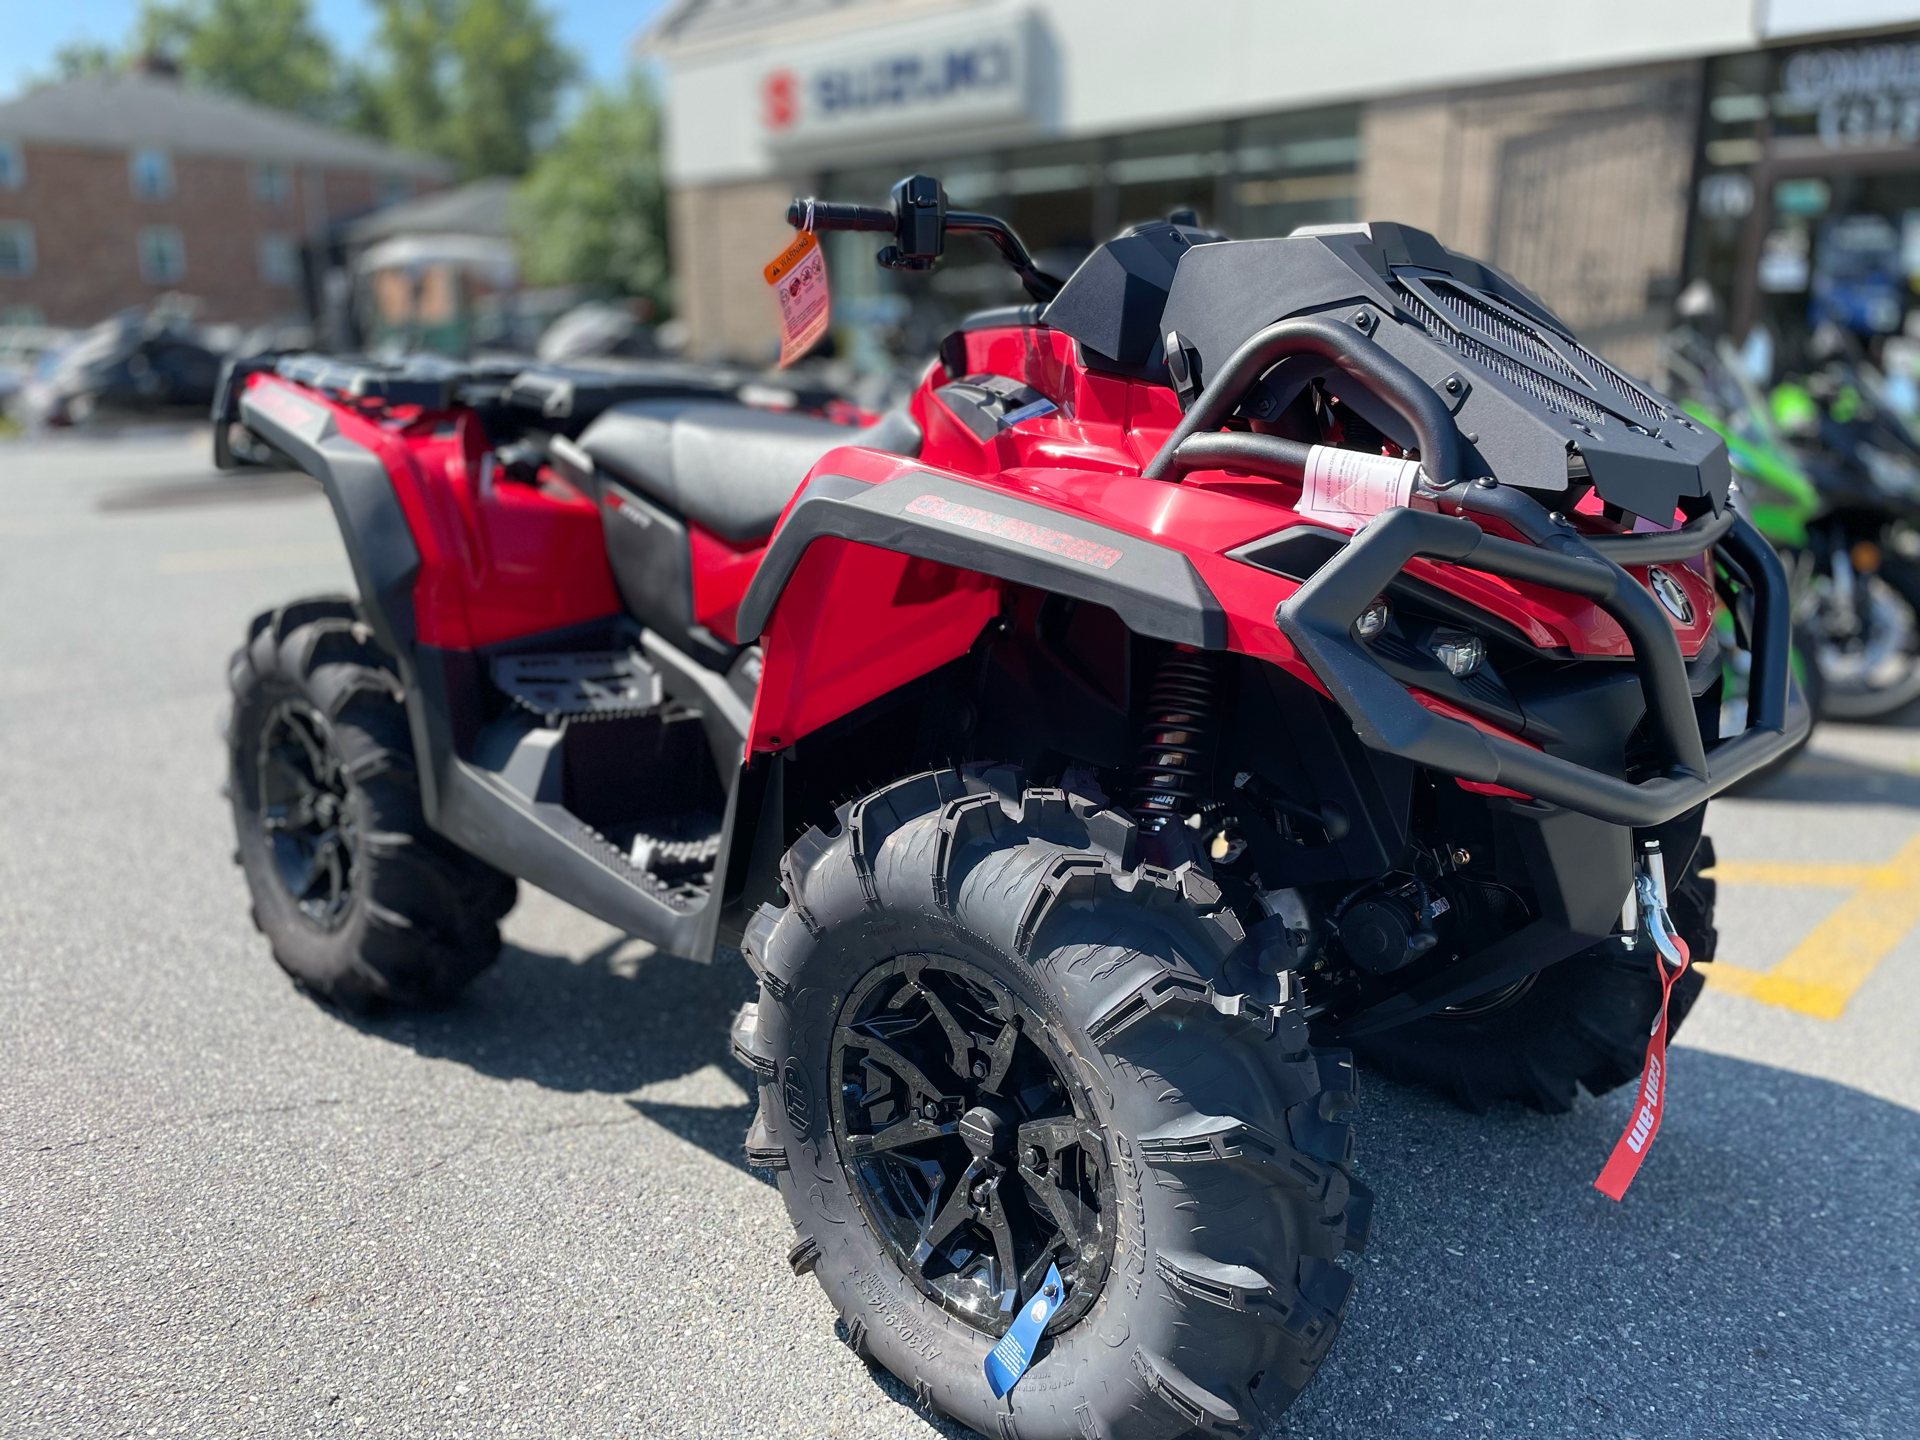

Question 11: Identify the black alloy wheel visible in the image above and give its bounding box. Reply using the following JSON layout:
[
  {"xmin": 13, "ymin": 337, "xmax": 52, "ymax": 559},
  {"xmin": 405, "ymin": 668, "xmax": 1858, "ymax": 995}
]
[
  {"xmin": 258, "ymin": 697, "xmax": 357, "ymax": 929},
  {"xmin": 830, "ymin": 955, "xmax": 1111, "ymax": 1336},
  {"xmin": 742, "ymin": 766, "xmax": 1370, "ymax": 1439},
  {"xmin": 229, "ymin": 596, "xmax": 516, "ymax": 1006}
]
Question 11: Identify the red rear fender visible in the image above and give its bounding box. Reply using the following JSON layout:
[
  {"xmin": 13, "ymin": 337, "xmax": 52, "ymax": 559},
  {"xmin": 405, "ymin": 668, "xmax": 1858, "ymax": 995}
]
[{"xmin": 244, "ymin": 375, "xmax": 620, "ymax": 650}]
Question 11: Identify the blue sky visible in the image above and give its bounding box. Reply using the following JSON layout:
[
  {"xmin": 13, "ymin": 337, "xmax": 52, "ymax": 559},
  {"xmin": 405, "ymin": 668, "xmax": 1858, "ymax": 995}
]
[{"xmin": 5, "ymin": 0, "xmax": 670, "ymax": 101}]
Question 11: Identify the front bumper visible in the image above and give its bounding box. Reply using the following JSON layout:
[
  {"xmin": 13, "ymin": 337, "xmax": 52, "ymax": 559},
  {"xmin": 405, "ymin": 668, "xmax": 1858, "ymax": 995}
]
[{"xmin": 1275, "ymin": 505, "xmax": 1808, "ymax": 828}]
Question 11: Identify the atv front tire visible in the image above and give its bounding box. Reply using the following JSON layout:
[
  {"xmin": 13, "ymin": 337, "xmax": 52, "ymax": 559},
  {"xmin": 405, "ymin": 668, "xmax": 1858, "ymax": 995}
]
[
  {"xmin": 227, "ymin": 597, "xmax": 517, "ymax": 1006},
  {"xmin": 737, "ymin": 767, "xmax": 1371, "ymax": 1438},
  {"xmin": 1349, "ymin": 838, "xmax": 1717, "ymax": 1113}
]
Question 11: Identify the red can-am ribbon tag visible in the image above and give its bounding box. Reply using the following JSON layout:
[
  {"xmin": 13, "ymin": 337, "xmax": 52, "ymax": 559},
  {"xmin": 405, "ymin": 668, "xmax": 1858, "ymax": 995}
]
[
  {"xmin": 763, "ymin": 222, "xmax": 830, "ymax": 369},
  {"xmin": 1592, "ymin": 933, "xmax": 1691, "ymax": 1201}
]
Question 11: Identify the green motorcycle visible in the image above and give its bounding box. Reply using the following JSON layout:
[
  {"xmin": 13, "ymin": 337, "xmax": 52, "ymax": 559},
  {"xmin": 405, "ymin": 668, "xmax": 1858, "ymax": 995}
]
[{"xmin": 1666, "ymin": 330, "xmax": 1825, "ymax": 783}]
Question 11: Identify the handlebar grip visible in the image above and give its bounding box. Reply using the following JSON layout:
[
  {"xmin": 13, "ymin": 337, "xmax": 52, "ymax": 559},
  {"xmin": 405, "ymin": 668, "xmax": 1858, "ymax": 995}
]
[{"xmin": 786, "ymin": 198, "xmax": 895, "ymax": 233}]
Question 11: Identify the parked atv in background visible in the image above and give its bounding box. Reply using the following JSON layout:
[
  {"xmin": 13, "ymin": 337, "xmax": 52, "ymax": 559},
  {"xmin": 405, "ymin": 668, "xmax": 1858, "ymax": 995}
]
[
  {"xmin": 218, "ymin": 177, "xmax": 1804, "ymax": 1436},
  {"xmin": 22, "ymin": 299, "xmax": 228, "ymax": 429}
]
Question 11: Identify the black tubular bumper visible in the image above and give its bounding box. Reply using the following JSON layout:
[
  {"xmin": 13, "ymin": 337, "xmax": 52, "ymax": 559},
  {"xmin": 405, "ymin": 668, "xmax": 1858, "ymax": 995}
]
[{"xmin": 1274, "ymin": 506, "xmax": 1808, "ymax": 828}]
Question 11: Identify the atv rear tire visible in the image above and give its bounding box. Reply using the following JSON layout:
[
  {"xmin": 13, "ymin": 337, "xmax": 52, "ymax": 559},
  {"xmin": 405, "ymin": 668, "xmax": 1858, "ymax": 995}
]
[
  {"xmin": 227, "ymin": 597, "xmax": 517, "ymax": 1006},
  {"xmin": 1349, "ymin": 838, "xmax": 1717, "ymax": 1113},
  {"xmin": 737, "ymin": 766, "xmax": 1371, "ymax": 1438}
]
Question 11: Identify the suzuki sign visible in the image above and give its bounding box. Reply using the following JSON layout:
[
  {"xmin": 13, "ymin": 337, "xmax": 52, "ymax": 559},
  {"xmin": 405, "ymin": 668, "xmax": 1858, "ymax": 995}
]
[{"xmin": 760, "ymin": 17, "xmax": 1037, "ymax": 149}]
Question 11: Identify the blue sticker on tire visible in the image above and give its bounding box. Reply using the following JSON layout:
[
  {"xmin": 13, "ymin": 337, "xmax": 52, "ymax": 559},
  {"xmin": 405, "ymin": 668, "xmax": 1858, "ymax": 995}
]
[{"xmin": 984, "ymin": 1263, "xmax": 1065, "ymax": 1398}]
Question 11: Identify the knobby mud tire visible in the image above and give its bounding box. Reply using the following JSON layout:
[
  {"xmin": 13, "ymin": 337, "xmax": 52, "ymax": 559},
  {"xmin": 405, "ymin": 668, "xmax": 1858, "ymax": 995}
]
[
  {"xmin": 1350, "ymin": 838, "xmax": 1717, "ymax": 1113},
  {"xmin": 227, "ymin": 596, "xmax": 516, "ymax": 1007},
  {"xmin": 736, "ymin": 766, "xmax": 1372, "ymax": 1438}
]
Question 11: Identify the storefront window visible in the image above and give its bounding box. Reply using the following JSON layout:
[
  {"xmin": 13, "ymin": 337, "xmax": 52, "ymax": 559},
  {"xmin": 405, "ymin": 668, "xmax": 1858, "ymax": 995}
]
[
  {"xmin": 1685, "ymin": 36, "xmax": 1920, "ymax": 376},
  {"xmin": 1110, "ymin": 121, "xmax": 1228, "ymax": 232},
  {"xmin": 1233, "ymin": 107, "xmax": 1362, "ymax": 237},
  {"xmin": 818, "ymin": 102, "xmax": 1360, "ymax": 379}
]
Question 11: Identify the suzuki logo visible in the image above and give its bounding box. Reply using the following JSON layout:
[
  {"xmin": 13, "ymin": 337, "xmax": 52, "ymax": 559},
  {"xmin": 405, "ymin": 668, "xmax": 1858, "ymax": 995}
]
[
  {"xmin": 762, "ymin": 69, "xmax": 798, "ymax": 130},
  {"xmin": 1648, "ymin": 567, "xmax": 1694, "ymax": 625}
]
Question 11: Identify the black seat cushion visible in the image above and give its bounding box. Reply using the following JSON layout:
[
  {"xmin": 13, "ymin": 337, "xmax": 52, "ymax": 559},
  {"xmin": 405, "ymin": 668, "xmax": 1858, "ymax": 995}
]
[{"xmin": 577, "ymin": 401, "xmax": 921, "ymax": 542}]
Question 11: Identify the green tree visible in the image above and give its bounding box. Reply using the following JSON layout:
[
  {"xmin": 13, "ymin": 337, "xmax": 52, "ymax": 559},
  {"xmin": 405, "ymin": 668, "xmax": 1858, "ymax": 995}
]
[
  {"xmin": 136, "ymin": 0, "xmax": 340, "ymax": 117},
  {"xmin": 515, "ymin": 72, "xmax": 670, "ymax": 306},
  {"xmin": 342, "ymin": 0, "xmax": 449, "ymax": 158},
  {"xmin": 47, "ymin": 41, "xmax": 118, "ymax": 80},
  {"xmin": 352, "ymin": 0, "xmax": 575, "ymax": 178}
]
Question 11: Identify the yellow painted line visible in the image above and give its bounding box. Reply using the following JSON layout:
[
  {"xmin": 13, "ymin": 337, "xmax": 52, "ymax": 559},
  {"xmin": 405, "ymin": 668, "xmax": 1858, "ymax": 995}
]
[
  {"xmin": 158, "ymin": 542, "xmax": 341, "ymax": 574},
  {"xmin": 1699, "ymin": 834, "xmax": 1920, "ymax": 1019}
]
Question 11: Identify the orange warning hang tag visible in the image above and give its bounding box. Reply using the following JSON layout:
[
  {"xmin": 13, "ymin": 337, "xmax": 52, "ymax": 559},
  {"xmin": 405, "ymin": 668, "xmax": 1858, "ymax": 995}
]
[{"xmin": 763, "ymin": 228, "xmax": 830, "ymax": 368}]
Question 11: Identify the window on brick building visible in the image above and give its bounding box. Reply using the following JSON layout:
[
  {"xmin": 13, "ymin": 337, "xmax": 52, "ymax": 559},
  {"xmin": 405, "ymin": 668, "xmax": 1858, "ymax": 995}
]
[
  {"xmin": 258, "ymin": 234, "xmax": 299, "ymax": 287},
  {"xmin": 0, "ymin": 140, "xmax": 22, "ymax": 191},
  {"xmin": 378, "ymin": 173, "xmax": 411, "ymax": 206},
  {"xmin": 0, "ymin": 222, "xmax": 34, "ymax": 278},
  {"xmin": 138, "ymin": 227, "xmax": 185, "ymax": 284},
  {"xmin": 252, "ymin": 162, "xmax": 293, "ymax": 205},
  {"xmin": 130, "ymin": 148, "xmax": 174, "ymax": 200}
]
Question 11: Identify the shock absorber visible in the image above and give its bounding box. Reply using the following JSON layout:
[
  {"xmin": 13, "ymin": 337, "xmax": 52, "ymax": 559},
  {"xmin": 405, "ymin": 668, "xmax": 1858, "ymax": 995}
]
[{"xmin": 1129, "ymin": 647, "xmax": 1216, "ymax": 837}]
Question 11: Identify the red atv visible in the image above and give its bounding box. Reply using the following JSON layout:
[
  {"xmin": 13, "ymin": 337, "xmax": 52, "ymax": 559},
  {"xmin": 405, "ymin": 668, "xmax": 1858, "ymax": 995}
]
[{"xmin": 218, "ymin": 178, "xmax": 1804, "ymax": 1438}]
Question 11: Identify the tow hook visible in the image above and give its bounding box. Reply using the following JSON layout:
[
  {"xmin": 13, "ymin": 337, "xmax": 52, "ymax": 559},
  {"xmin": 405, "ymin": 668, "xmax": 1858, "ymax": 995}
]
[{"xmin": 1619, "ymin": 838, "xmax": 1673, "ymax": 952}]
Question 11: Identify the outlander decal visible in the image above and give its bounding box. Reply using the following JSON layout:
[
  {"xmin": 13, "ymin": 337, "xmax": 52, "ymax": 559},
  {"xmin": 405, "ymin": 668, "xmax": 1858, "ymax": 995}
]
[{"xmin": 905, "ymin": 493, "xmax": 1123, "ymax": 570}]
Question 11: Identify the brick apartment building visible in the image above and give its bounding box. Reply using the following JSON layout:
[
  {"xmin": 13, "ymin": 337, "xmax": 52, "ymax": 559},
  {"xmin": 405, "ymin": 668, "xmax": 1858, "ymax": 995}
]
[{"xmin": 0, "ymin": 69, "xmax": 448, "ymax": 328}]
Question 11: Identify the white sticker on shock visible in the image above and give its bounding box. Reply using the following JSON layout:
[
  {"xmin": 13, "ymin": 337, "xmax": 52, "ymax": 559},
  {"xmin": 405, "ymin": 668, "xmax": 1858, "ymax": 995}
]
[{"xmin": 1298, "ymin": 445, "xmax": 1421, "ymax": 531}]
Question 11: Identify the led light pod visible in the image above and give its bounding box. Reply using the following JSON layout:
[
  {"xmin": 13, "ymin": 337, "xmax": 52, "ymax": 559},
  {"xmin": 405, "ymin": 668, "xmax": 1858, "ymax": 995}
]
[{"xmin": 1430, "ymin": 628, "xmax": 1486, "ymax": 678}]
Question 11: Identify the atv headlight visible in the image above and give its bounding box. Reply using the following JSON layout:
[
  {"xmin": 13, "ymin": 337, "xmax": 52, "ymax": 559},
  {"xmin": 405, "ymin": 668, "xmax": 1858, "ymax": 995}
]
[
  {"xmin": 1354, "ymin": 597, "xmax": 1390, "ymax": 640},
  {"xmin": 1429, "ymin": 628, "xmax": 1485, "ymax": 678}
]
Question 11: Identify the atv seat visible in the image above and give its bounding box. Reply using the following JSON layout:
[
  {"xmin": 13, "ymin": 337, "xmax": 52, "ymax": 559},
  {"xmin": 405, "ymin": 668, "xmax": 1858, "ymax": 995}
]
[{"xmin": 577, "ymin": 401, "xmax": 921, "ymax": 542}]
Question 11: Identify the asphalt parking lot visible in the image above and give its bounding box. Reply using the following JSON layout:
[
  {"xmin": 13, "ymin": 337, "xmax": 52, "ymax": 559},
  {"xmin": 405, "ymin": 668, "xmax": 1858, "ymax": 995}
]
[{"xmin": 2, "ymin": 429, "xmax": 1915, "ymax": 1439}]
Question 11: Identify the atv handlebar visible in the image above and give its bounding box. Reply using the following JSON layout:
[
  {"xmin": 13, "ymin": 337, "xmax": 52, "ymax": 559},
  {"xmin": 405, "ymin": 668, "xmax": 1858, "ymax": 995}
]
[
  {"xmin": 784, "ymin": 199, "xmax": 894, "ymax": 233},
  {"xmin": 788, "ymin": 174, "xmax": 1065, "ymax": 303}
]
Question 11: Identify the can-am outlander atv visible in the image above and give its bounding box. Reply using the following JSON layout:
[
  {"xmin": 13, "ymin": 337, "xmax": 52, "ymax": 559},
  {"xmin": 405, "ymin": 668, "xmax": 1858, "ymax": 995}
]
[{"xmin": 218, "ymin": 178, "xmax": 1805, "ymax": 1438}]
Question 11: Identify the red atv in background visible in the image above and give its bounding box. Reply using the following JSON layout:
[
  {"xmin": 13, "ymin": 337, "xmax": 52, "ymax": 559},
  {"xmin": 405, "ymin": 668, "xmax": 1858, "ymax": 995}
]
[{"xmin": 217, "ymin": 177, "xmax": 1804, "ymax": 1438}]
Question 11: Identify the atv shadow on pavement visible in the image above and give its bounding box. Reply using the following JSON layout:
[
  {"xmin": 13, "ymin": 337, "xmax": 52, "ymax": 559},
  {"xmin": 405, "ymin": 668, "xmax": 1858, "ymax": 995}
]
[
  {"xmin": 345, "ymin": 930, "xmax": 771, "ymax": 1183},
  {"xmin": 343, "ymin": 915, "xmax": 1916, "ymax": 1439},
  {"xmin": 1278, "ymin": 1051, "xmax": 1919, "ymax": 1440}
]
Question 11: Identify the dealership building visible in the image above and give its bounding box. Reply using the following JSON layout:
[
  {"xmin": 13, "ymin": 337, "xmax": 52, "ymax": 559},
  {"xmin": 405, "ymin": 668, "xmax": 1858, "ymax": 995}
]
[{"xmin": 640, "ymin": 0, "xmax": 1920, "ymax": 381}]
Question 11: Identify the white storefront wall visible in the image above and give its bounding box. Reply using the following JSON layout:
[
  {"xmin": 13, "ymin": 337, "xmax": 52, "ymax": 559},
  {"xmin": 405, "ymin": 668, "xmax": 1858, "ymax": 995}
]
[{"xmin": 658, "ymin": 0, "xmax": 1770, "ymax": 187}]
